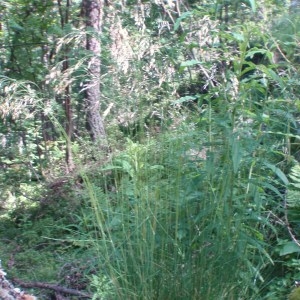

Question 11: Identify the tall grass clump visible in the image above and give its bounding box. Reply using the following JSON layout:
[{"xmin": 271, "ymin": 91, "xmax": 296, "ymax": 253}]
[
  {"xmin": 77, "ymin": 21, "xmax": 300, "ymax": 299},
  {"xmin": 79, "ymin": 99, "xmax": 291, "ymax": 299}
]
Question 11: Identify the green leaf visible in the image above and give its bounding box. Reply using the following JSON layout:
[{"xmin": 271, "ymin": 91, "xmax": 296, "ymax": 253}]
[
  {"xmin": 149, "ymin": 165, "xmax": 164, "ymax": 170},
  {"xmin": 256, "ymin": 65, "xmax": 284, "ymax": 88},
  {"xmin": 232, "ymin": 32, "xmax": 245, "ymax": 42},
  {"xmin": 263, "ymin": 162, "xmax": 289, "ymax": 185},
  {"xmin": 9, "ymin": 21, "xmax": 24, "ymax": 32},
  {"xmin": 247, "ymin": 0, "xmax": 256, "ymax": 12},
  {"xmin": 179, "ymin": 60, "xmax": 202, "ymax": 72},
  {"xmin": 263, "ymin": 182, "xmax": 284, "ymax": 199},
  {"xmin": 232, "ymin": 139, "xmax": 243, "ymax": 174},
  {"xmin": 290, "ymin": 182, "xmax": 300, "ymax": 189},
  {"xmin": 279, "ymin": 241, "xmax": 300, "ymax": 256},
  {"xmin": 245, "ymin": 48, "xmax": 268, "ymax": 59},
  {"xmin": 174, "ymin": 11, "xmax": 192, "ymax": 31},
  {"xmin": 100, "ymin": 165, "xmax": 123, "ymax": 171},
  {"xmin": 240, "ymin": 62, "xmax": 257, "ymax": 76}
]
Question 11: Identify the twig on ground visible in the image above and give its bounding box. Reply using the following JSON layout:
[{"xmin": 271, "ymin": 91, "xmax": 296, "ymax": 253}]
[{"xmin": 12, "ymin": 278, "xmax": 92, "ymax": 299}]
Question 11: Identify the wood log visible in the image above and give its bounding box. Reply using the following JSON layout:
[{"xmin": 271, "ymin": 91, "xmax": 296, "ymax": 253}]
[{"xmin": 12, "ymin": 278, "xmax": 92, "ymax": 299}]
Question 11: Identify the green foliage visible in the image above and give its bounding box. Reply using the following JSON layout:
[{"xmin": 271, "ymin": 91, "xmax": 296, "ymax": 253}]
[
  {"xmin": 1, "ymin": 1, "xmax": 300, "ymax": 299},
  {"xmin": 77, "ymin": 120, "xmax": 282, "ymax": 298}
]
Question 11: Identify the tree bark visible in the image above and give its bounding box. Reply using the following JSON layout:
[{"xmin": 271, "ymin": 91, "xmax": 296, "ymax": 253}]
[
  {"xmin": 58, "ymin": 0, "xmax": 75, "ymax": 172},
  {"xmin": 82, "ymin": 0, "xmax": 107, "ymax": 146}
]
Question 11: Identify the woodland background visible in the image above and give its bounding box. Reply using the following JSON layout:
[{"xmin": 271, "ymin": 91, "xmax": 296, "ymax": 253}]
[{"xmin": 1, "ymin": 0, "xmax": 300, "ymax": 299}]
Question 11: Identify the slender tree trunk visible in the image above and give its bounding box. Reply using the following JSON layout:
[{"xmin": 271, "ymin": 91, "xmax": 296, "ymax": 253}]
[
  {"xmin": 82, "ymin": 0, "xmax": 107, "ymax": 146},
  {"xmin": 58, "ymin": 0, "xmax": 75, "ymax": 172}
]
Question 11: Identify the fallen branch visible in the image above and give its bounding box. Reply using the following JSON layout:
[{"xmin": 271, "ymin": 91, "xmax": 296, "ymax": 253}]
[{"xmin": 12, "ymin": 278, "xmax": 92, "ymax": 299}]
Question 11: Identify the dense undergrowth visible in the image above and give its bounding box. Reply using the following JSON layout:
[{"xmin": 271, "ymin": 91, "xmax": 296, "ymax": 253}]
[
  {"xmin": 2, "ymin": 1, "xmax": 300, "ymax": 299},
  {"xmin": 1, "ymin": 105, "xmax": 300, "ymax": 299}
]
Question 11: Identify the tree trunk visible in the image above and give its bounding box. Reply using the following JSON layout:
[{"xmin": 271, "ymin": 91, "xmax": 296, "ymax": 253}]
[
  {"xmin": 82, "ymin": 0, "xmax": 107, "ymax": 146},
  {"xmin": 58, "ymin": 0, "xmax": 75, "ymax": 172}
]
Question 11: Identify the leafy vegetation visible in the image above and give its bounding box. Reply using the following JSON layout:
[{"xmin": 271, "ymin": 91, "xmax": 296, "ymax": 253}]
[{"xmin": 1, "ymin": 0, "xmax": 300, "ymax": 299}]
